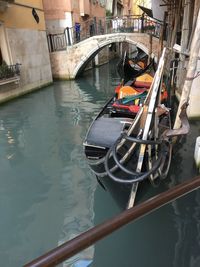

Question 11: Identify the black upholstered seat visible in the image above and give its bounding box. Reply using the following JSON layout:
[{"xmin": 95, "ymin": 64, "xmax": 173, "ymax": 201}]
[{"xmin": 85, "ymin": 117, "xmax": 133, "ymax": 148}]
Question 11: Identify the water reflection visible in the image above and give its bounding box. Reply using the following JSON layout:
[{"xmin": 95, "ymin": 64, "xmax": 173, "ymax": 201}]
[
  {"xmin": 0, "ymin": 59, "xmax": 199, "ymax": 267},
  {"xmin": 49, "ymin": 64, "xmax": 120, "ymax": 266},
  {"xmin": 53, "ymin": 80, "xmax": 100, "ymax": 266},
  {"xmin": 171, "ymin": 191, "xmax": 200, "ymax": 267},
  {"xmin": 0, "ymin": 95, "xmax": 56, "ymax": 266},
  {"xmin": 168, "ymin": 123, "xmax": 200, "ymax": 267},
  {"xmin": 0, "ymin": 59, "xmax": 120, "ymax": 267}
]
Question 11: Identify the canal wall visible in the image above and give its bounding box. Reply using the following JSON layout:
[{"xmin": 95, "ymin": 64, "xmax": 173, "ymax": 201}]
[{"xmin": 0, "ymin": 28, "xmax": 52, "ymax": 103}]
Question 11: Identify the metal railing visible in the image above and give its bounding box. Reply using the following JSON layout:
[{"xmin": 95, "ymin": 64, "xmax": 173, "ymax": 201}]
[
  {"xmin": 0, "ymin": 63, "xmax": 21, "ymax": 80},
  {"xmin": 47, "ymin": 15, "xmax": 163, "ymax": 52},
  {"xmin": 47, "ymin": 33, "xmax": 67, "ymax": 53},
  {"xmin": 24, "ymin": 175, "xmax": 200, "ymax": 267}
]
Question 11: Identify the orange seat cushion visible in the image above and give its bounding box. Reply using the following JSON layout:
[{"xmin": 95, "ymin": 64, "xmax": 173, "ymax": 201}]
[
  {"xmin": 118, "ymin": 86, "xmax": 139, "ymax": 99},
  {"xmin": 134, "ymin": 73, "xmax": 153, "ymax": 88},
  {"xmin": 134, "ymin": 81, "xmax": 152, "ymax": 88}
]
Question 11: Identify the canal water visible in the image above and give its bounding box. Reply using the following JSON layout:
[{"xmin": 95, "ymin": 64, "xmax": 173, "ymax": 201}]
[{"xmin": 0, "ymin": 60, "xmax": 200, "ymax": 267}]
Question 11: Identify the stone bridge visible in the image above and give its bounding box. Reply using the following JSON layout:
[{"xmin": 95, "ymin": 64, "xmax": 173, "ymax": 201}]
[{"xmin": 50, "ymin": 32, "xmax": 160, "ymax": 80}]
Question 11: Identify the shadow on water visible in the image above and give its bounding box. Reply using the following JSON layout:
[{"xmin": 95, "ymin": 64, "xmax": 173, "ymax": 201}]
[{"xmin": 0, "ymin": 59, "xmax": 199, "ymax": 267}]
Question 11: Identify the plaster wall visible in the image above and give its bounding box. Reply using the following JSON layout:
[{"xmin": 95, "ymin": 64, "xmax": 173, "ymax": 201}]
[
  {"xmin": 90, "ymin": 2, "xmax": 106, "ymax": 18},
  {"xmin": 0, "ymin": 2, "xmax": 46, "ymax": 31},
  {"xmin": 43, "ymin": 0, "xmax": 80, "ymax": 34},
  {"xmin": 43, "ymin": 0, "xmax": 73, "ymax": 19},
  {"xmin": 79, "ymin": 0, "xmax": 90, "ymax": 16},
  {"xmin": 45, "ymin": 12, "xmax": 73, "ymax": 34},
  {"xmin": 15, "ymin": 0, "xmax": 43, "ymax": 10},
  {"xmin": 43, "ymin": 0, "xmax": 81, "ymax": 22},
  {"xmin": 0, "ymin": 28, "xmax": 52, "ymax": 103},
  {"xmin": 7, "ymin": 28, "xmax": 52, "ymax": 86}
]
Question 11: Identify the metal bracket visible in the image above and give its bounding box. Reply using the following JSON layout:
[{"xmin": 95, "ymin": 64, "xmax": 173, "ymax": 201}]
[{"xmin": 162, "ymin": 102, "xmax": 190, "ymax": 139}]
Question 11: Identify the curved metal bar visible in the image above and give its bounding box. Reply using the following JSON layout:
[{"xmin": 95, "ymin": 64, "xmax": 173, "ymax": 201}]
[
  {"xmin": 87, "ymin": 136, "xmax": 138, "ymax": 177},
  {"xmin": 88, "ymin": 142, "xmax": 137, "ymax": 178},
  {"xmin": 110, "ymin": 140, "xmax": 139, "ymax": 176},
  {"xmin": 162, "ymin": 102, "xmax": 190, "ymax": 139},
  {"xmin": 95, "ymin": 134, "xmax": 161, "ymax": 177},
  {"xmin": 104, "ymin": 146, "xmax": 164, "ymax": 184},
  {"xmin": 121, "ymin": 132, "xmax": 162, "ymax": 144}
]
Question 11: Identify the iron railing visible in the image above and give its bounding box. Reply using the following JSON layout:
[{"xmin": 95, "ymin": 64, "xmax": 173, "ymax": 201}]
[
  {"xmin": 47, "ymin": 15, "xmax": 163, "ymax": 52},
  {"xmin": 47, "ymin": 33, "xmax": 67, "ymax": 53},
  {"xmin": 0, "ymin": 63, "xmax": 21, "ymax": 80}
]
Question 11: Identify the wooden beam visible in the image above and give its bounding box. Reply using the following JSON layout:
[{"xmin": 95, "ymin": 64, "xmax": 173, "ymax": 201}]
[
  {"xmin": 176, "ymin": 0, "xmax": 191, "ymax": 88},
  {"xmin": 174, "ymin": 7, "xmax": 200, "ymax": 128}
]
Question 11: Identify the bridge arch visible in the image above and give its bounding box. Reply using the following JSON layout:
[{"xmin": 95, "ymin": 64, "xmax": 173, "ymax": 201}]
[
  {"xmin": 73, "ymin": 39, "xmax": 151, "ymax": 77},
  {"xmin": 72, "ymin": 33, "xmax": 157, "ymax": 78},
  {"xmin": 50, "ymin": 33, "xmax": 159, "ymax": 79}
]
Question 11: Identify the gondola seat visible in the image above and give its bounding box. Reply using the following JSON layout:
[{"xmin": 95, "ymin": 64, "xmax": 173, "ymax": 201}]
[
  {"xmin": 85, "ymin": 117, "xmax": 133, "ymax": 148},
  {"xmin": 134, "ymin": 73, "xmax": 153, "ymax": 88},
  {"xmin": 118, "ymin": 86, "xmax": 139, "ymax": 99}
]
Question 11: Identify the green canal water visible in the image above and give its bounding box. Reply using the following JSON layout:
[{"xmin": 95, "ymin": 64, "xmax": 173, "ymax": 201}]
[{"xmin": 0, "ymin": 61, "xmax": 200, "ymax": 267}]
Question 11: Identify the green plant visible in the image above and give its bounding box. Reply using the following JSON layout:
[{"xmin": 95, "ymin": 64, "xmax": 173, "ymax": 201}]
[{"xmin": 106, "ymin": 9, "xmax": 112, "ymax": 17}]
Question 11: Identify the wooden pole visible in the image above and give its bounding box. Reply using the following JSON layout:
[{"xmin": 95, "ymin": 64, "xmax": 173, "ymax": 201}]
[
  {"xmin": 170, "ymin": 0, "xmax": 182, "ymax": 49},
  {"xmin": 174, "ymin": 7, "xmax": 200, "ymax": 129},
  {"xmin": 165, "ymin": 1, "xmax": 182, "ymax": 76},
  {"xmin": 127, "ymin": 48, "xmax": 167, "ymax": 209},
  {"xmin": 188, "ymin": 0, "xmax": 200, "ymax": 49},
  {"xmin": 158, "ymin": 11, "xmax": 167, "ymax": 60},
  {"xmin": 176, "ymin": 0, "xmax": 191, "ymax": 88},
  {"xmin": 148, "ymin": 33, "xmax": 152, "ymax": 64}
]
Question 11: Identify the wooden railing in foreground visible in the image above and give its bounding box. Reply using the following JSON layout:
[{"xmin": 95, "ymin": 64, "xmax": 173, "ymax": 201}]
[{"xmin": 24, "ymin": 176, "xmax": 200, "ymax": 267}]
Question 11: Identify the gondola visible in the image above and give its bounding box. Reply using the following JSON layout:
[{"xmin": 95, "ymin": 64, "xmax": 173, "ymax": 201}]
[
  {"xmin": 83, "ymin": 48, "xmax": 188, "ymax": 209},
  {"xmin": 116, "ymin": 50, "xmax": 153, "ymax": 85}
]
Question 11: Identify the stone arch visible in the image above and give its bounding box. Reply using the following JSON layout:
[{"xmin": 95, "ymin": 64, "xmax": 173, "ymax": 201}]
[{"xmin": 72, "ymin": 33, "xmax": 157, "ymax": 78}]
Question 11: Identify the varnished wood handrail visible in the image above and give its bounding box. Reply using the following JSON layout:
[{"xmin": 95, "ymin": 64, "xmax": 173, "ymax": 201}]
[{"xmin": 24, "ymin": 176, "xmax": 200, "ymax": 267}]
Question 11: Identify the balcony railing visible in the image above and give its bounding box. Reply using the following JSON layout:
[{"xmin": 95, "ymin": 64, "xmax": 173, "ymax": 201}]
[{"xmin": 0, "ymin": 63, "xmax": 21, "ymax": 85}]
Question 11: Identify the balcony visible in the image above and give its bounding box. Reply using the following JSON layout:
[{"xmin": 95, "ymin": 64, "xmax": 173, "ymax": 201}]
[{"xmin": 0, "ymin": 62, "xmax": 21, "ymax": 86}]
